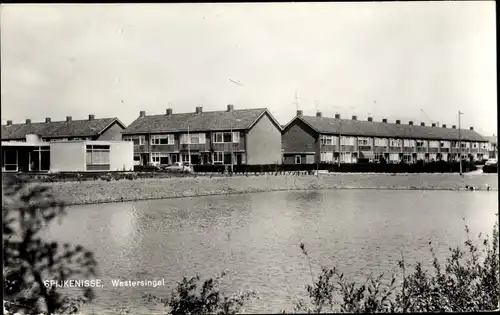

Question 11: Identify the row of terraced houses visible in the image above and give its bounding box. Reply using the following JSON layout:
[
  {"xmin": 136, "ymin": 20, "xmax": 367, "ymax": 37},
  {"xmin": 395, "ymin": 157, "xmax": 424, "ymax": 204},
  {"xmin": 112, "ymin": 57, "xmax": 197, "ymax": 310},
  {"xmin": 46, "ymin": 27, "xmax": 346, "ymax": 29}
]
[{"xmin": 1, "ymin": 105, "xmax": 497, "ymax": 172}]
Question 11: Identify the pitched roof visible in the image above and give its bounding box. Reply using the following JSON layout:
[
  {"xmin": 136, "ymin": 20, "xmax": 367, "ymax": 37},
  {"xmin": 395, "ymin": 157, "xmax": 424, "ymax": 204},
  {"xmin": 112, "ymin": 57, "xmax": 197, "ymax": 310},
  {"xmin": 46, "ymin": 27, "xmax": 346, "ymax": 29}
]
[
  {"xmin": 123, "ymin": 108, "xmax": 280, "ymax": 134},
  {"xmin": 1, "ymin": 118, "xmax": 124, "ymax": 140},
  {"xmin": 293, "ymin": 116, "xmax": 486, "ymax": 142}
]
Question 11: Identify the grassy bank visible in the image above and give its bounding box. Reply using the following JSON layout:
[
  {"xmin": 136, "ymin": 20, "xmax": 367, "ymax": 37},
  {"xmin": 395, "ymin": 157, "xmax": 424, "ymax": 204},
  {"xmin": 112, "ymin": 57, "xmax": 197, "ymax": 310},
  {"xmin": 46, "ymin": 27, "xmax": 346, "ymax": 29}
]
[{"xmin": 42, "ymin": 173, "xmax": 498, "ymax": 206}]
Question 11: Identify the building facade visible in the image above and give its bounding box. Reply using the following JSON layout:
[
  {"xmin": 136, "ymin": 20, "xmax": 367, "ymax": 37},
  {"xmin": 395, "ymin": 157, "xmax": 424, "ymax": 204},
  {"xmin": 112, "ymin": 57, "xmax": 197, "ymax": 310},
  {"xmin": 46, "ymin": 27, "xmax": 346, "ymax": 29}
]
[
  {"xmin": 1, "ymin": 135, "xmax": 133, "ymax": 172},
  {"xmin": 122, "ymin": 105, "xmax": 283, "ymax": 166},
  {"xmin": 282, "ymin": 111, "xmax": 489, "ymax": 164},
  {"xmin": 484, "ymin": 136, "xmax": 498, "ymax": 160},
  {"xmin": 1, "ymin": 115, "xmax": 132, "ymax": 172}
]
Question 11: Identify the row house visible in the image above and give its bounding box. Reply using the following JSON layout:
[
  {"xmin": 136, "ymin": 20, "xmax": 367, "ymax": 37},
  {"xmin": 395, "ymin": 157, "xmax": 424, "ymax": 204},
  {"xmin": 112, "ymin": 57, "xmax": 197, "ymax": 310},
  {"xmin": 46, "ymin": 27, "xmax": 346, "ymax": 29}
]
[
  {"xmin": 484, "ymin": 136, "xmax": 497, "ymax": 160},
  {"xmin": 282, "ymin": 111, "xmax": 489, "ymax": 164},
  {"xmin": 1, "ymin": 115, "xmax": 132, "ymax": 172},
  {"xmin": 122, "ymin": 105, "xmax": 283, "ymax": 166}
]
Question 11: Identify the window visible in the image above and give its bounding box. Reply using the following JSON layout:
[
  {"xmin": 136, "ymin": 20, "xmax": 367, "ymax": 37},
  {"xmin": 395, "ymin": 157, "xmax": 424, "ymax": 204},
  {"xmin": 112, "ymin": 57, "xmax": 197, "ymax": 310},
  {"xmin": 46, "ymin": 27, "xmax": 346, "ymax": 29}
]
[
  {"xmin": 374, "ymin": 138, "xmax": 387, "ymax": 147},
  {"xmin": 320, "ymin": 152, "xmax": 334, "ymax": 162},
  {"xmin": 214, "ymin": 152, "xmax": 224, "ymax": 164},
  {"xmin": 232, "ymin": 132, "xmax": 240, "ymax": 143},
  {"xmin": 3, "ymin": 150, "xmax": 18, "ymax": 171},
  {"xmin": 374, "ymin": 153, "xmax": 385, "ymax": 162},
  {"xmin": 295, "ymin": 155, "xmax": 302, "ymax": 164},
  {"xmin": 389, "ymin": 139, "xmax": 401, "ymax": 147},
  {"xmin": 320, "ymin": 135, "xmax": 333, "ymax": 145},
  {"xmin": 358, "ymin": 137, "xmax": 371, "ymax": 146},
  {"xmin": 403, "ymin": 139, "xmax": 415, "ymax": 147},
  {"xmin": 429, "ymin": 141, "xmax": 440, "ymax": 148},
  {"xmin": 180, "ymin": 133, "xmax": 206, "ymax": 144},
  {"xmin": 86, "ymin": 145, "xmax": 110, "ymax": 165},
  {"xmin": 123, "ymin": 135, "xmax": 145, "ymax": 145},
  {"xmin": 340, "ymin": 136, "xmax": 355, "ymax": 146},
  {"xmin": 151, "ymin": 134, "xmax": 174, "ymax": 145},
  {"xmin": 214, "ymin": 132, "xmax": 239, "ymax": 143},
  {"xmin": 403, "ymin": 154, "xmax": 412, "ymax": 163},
  {"xmin": 416, "ymin": 140, "xmax": 425, "ymax": 147}
]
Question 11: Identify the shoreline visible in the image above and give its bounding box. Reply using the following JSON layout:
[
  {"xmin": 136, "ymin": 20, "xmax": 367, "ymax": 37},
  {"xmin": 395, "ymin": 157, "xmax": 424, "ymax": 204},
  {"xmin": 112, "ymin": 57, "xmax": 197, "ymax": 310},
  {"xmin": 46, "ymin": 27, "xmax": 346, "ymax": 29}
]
[{"xmin": 39, "ymin": 173, "xmax": 498, "ymax": 206}]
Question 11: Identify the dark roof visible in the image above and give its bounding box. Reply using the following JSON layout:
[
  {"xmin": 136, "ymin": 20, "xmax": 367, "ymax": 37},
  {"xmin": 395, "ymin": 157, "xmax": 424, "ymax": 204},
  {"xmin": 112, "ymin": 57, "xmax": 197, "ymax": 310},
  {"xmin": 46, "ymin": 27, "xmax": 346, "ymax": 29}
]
[
  {"xmin": 123, "ymin": 108, "xmax": 281, "ymax": 134},
  {"xmin": 291, "ymin": 116, "xmax": 486, "ymax": 142},
  {"xmin": 1, "ymin": 118, "xmax": 124, "ymax": 140}
]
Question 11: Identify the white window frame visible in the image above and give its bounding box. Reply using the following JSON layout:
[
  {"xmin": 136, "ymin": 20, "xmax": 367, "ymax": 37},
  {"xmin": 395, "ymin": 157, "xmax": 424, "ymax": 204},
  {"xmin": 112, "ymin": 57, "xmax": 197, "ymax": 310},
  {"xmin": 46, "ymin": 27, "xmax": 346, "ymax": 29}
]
[
  {"xmin": 232, "ymin": 132, "xmax": 240, "ymax": 143},
  {"xmin": 214, "ymin": 152, "xmax": 224, "ymax": 164},
  {"xmin": 320, "ymin": 135, "xmax": 334, "ymax": 145},
  {"xmin": 295, "ymin": 155, "xmax": 302, "ymax": 164},
  {"xmin": 124, "ymin": 135, "xmax": 145, "ymax": 145},
  {"xmin": 358, "ymin": 137, "xmax": 371, "ymax": 146},
  {"xmin": 151, "ymin": 134, "xmax": 174, "ymax": 145},
  {"xmin": 86, "ymin": 145, "xmax": 110, "ymax": 165},
  {"xmin": 213, "ymin": 132, "xmax": 236, "ymax": 144},
  {"xmin": 340, "ymin": 136, "xmax": 355, "ymax": 146},
  {"xmin": 403, "ymin": 139, "xmax": 415, "ymax": 147},
  {"xmin": 374, "ymin": 138, "xmax": 387, "ymax": 147},
  {"xmin": 389, "ymin": 138, "xmax": 401, "ymax": 147}
]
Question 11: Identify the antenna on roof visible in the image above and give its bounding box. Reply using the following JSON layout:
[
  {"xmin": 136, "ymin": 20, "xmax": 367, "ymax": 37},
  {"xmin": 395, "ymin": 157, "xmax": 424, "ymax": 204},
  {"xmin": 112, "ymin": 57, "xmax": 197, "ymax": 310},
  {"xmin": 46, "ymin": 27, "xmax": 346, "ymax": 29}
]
[
  {"xmin": 293, "ymin": 91, "xmax": 300, "ymax": 111},
  {"xmin": 314, "ymin": 100, "xmax": 319, "ymax": 113}
]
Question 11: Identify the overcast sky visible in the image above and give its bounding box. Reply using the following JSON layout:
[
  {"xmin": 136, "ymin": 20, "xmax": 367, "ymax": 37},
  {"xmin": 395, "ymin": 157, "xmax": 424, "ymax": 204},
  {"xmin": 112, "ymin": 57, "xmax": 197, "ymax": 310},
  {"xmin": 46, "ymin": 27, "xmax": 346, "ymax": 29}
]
[{"xmin": 1, "ymin": 2, "xmax": 497, "ymax": 135}]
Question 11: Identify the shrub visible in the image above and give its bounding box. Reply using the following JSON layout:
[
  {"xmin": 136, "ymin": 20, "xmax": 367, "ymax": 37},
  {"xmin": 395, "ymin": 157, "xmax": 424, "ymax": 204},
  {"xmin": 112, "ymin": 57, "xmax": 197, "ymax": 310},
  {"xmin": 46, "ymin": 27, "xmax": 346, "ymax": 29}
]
[
  {"xmin": 292, "ymin": 217, "xmax": 499, "ymax": 313},
  {"xmin": 142, "ymin": 271, "xmax": 257, "ymax": 315},
  {"xmin": 2, "ymin": 176, "xmax": 97, "ymax": 315},
  {"xmin": 483, "ymin": 163, "xmax": 498, "ymax": 173}
]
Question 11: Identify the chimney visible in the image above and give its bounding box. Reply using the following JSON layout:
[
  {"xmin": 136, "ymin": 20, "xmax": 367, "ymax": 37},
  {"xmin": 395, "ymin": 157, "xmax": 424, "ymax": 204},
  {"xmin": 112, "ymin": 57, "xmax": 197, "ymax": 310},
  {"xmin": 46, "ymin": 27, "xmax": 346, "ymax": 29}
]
[
  {"xmin": 166, "ymin": 108, "xmax": 173, "ymax": 116},
  {"xmin": 352, "ymin": 115, "xmax": 357, "ymax": 120},
  {"xmin": 227, "ymin": 104, "xmax": 234, "ymax": 112},
  {"xmin": 297, "ymin": 110, "xmax": 303, "ymax": 116},
  {"xmin": 452, "ymin": 125, "xmax": 456, "ymax": 129},
  {"xmin": 382, "ymin": 118, "xmax": 388, "ymax": 123},
  {"xmin": 88, "ymin": 114, "xmax": 95, "ymax": 121},
  {"xmin": 66, "ymin": 116, "xmax": 72, "ymax": 122},
  {"xmin": 139, "ymin": 111, "xmax": 146, "ymax": 117},
  {"xmin": 45, "ymin": 117, "xmax": 51, "ymax": 123},
  {"xmin": 6, "ymin": 120, "xmax": 12, "ymax": 126},
  {"xmin": 26, "ymin": 119, "xmax": 31, "ymax": 124},
  {"xmin": 442, "ymin": 124, "xmax": 446, "ymax": 128},
  {"xmin": 316, "ymin": 111, "xmax": 322, "ymax": 117},
  {"xmin": 335, "ymin": 114, "xmax": 340, "ymax": 119},
  {"xmin": 470, "ymin": 126, "xmax": 474, "ymax": 131},
  {"xmin": 396, "ymin": 120, "xmax": 401, "ymax": 124},
  {"xmin": 367, "ymin": 117, "xmax": 373, "ymax": 122},
  {"xmin": 195, "ymin": 106, "xmax": 203, "ymax": 114},
  {"xmin": 432, "ymin": 123, "xmax": 436, "ymax": 127},
  {"xmin": 421, "ymin": 122, "xmax": 425, "ymax": 126},
  {"xmin": 409, "ymin": 121, "xmax": 413, "ymax": 125}
]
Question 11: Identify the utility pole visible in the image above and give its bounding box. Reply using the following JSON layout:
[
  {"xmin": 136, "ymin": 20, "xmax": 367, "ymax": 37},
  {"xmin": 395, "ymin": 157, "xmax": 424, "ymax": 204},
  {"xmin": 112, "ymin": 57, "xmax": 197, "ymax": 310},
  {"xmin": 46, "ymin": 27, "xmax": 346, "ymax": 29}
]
[
  {"xmin": 230, "ymin": 124, "xmax": 234, "ymax": 174},
  {"xmin": 187, "ymin": 125, "xmax": 191, "ymax": 166},
  {"xmin": 459, "ymin": 111, "xmax": 463, "ymax": 175}
]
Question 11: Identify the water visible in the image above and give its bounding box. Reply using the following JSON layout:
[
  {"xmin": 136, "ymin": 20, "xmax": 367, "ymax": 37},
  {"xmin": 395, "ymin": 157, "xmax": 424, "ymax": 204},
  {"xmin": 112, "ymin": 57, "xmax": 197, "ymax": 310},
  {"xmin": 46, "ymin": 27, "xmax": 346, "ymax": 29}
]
[{"xmin": 41, "ymin": 190, "xmax": 497, "ymax": 314}]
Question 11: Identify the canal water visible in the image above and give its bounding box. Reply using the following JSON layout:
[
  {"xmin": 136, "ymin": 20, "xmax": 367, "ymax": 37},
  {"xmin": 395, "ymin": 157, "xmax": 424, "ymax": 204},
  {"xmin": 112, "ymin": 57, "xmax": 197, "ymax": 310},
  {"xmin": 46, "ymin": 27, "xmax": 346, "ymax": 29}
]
[{"xmin": 41, "ymin": 189, "xmax": 497, "ymax": 314}]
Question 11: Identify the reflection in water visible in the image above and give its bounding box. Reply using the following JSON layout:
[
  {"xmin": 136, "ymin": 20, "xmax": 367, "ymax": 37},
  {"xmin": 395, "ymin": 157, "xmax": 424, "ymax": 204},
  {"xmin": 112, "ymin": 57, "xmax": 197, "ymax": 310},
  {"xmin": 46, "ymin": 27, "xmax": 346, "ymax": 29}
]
[{"xmin": 43, "ymin": 190, "xmax": 497, "ymax": 314}]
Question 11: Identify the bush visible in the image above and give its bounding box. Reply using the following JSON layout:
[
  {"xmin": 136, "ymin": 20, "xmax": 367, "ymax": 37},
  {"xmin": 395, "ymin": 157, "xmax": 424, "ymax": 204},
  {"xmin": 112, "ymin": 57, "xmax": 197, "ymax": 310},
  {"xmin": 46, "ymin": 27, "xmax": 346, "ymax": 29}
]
[
  {"xmin": 142, "ymin": 271, "xmax": 256, "ymax": 315},
  {"xmin": 3, "ymin": 176, "xmax": 97, "ymax": 314},
  {"xmin": 483, "ymin": 164, "xmax": 498, "ymax": 173},
  {"xmin": 190, "ymin": 161, "xmax": 477, "ymax": 174},
  {"xmin": 292, "ymin": 217, "xmax": 499, "ymax": 313}
]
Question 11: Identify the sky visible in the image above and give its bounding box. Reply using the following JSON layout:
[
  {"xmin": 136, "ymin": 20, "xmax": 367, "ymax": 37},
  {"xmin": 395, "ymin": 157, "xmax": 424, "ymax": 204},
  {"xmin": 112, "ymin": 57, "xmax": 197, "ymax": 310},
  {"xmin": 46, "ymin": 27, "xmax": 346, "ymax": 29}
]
[{"xmin": 1, "ymin": 2, "xmax": 497, "ymax": 135}]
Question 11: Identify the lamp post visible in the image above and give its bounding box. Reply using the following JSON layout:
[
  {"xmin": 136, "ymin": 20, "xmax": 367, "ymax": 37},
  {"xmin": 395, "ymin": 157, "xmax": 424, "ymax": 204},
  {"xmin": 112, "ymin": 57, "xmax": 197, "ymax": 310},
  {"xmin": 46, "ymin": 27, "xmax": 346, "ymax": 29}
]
[{"xmin": 458, "ymin": 111, "xmax": 463, "ymax": 175}]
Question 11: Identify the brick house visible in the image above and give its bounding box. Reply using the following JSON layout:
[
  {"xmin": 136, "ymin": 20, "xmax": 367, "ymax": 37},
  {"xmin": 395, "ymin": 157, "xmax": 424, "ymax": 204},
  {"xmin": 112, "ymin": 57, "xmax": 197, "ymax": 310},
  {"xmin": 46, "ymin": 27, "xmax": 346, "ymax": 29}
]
[
  {"xmin": 122, "ymin": 105, "xmax": 283, "ymax": 166},
  {"xmin": 282, "ymin": 110, "xmax": 489, "ymax": 164}
]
